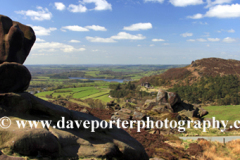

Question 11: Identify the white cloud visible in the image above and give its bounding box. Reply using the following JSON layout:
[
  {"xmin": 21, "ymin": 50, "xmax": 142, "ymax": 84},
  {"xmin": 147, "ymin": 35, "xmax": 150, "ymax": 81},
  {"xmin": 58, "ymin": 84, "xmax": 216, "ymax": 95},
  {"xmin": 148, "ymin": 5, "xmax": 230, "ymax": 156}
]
[
  {"xmin": 111, "ymin": 32, "xmax": 146, "ymax": 40},
  {"xmin": 31, "ymin": 53, "xmax": 46, "ymax": 56},
  {"xmin": 92, "ymin": 49, "xmax": 99, "ymax": 52},
  {"xmin": 187, "ymin": 39, "xmax": 196, "ymax": 42},
  {"xmin": 205, "ymin": 4, "xmax": 240, "ymax": 18},
  {"xmin": 202, "ymin": 32, "xmax": 210, "ymax": 37},
  {"xmin": 181, "ymin": 32, "xmax": 193, "ymax": 37},
  {"xmin": 31, "ymin": 26, "xmax": 57, "ymax": 36},
  {"xmin": 188, "ymin": 3, "xmax": 240, "ymax": 19},
  {"xmin": 163, "ymin": 43, "xmax": 170, "ymax": 45},
  {"xmin": 196, "ymin": 38, "xmax": 207, "ymax": 42},
  {"xmin": 82, "ymin": 0, "xmax": 112, "ymax": 11},
  {"xmin": 205, "ymin": 0, "xmax": 233, "ymax": 8},
  {"xmin": 187, "ymin": 13, "xmax": 204, "ymax": 19},
  {"xmin": 152, "ymin": 38, "xmax": 165, "ymax": 42},
  {"xmin": 187, "ymin": 38, "xmax": 220, "ymax": 42},
  {"xmin": 15, "ymin": 6, "xmax": 52, "ymax": 21},
  {"xmin": 144, "ymin": 0, "xmax": 164, "ymax": 3},
  {"xmin": 85, "ymin": 25, "xmax": 107, "ymax": 31},
  {"xmin": 61, "ymin": 25, "xmax": 107, "ymax": 32},
  {"xmin": 86, "ymin": 36, "xmax": 116, "ymax": 43},
  {"xmin": 32, "ymin": 42, "xmax": 86, "ymax": 52},
  {"xmin": 36, "ymin": 38, "xmax": 45, "ymax": 42},
  {"xmin": 69, "ymin": 40, "xmax": 81, "ymax": 43},
  {"xmin": 86, "ymin": 32, "xmax": 146, "ymax": 43},
  {"xmin": 193, "ymin": 21, "xmax": 208, "ymax": 25},
  {"xmin": 228, "ymin": 29, "xmax": 235, "ymax": 33},
  {"xmin": 217, "ymin": 29, "xmax": 235, "ymax": 33},
  {"xmin": 54, "ymin": 2, "xmax": 66, "ymax": 11},
  {"xmin": 68, "ymin": 4, "xmax": 87, "ymax": 12},
  {"xmin": 207, "ymin": 38, "xmax": 220, "ymax": 41},
  {"xmin": 170, "ymin": 0, "xmax": 204, "ymax": 7},
  {"xmin": 222, "ymin": 37, "xmax": 236, "ymax": 43},
  {"xmin": 137, "ymin": 44, "xmax": 141, "ymax": 47},
  {"xmin": 123, "ymin": 23, "xmax": 152, "ymax": 31},
  {"xmin": 61, "ymin": 25, "xmax": 89, "ymax": 32},
  {"xmin": 150, "ymin": 44, "xmax": 155, "ymax": 47}
]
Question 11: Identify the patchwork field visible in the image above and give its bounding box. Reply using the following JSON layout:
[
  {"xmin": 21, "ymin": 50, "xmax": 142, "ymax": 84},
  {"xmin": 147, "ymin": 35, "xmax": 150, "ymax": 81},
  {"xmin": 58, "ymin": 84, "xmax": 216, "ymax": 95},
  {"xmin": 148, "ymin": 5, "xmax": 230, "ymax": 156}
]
[{"xmin": 35, "ymin": 86, "xmax": 112, "ymax": 103}]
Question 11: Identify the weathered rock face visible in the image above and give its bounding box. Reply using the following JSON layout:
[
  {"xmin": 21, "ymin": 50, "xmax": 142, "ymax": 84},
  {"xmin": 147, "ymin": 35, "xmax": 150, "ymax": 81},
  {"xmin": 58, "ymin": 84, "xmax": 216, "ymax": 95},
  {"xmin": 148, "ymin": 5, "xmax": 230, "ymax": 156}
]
[
  {"xmin": 151, "ymin": 104, "xmax": 173, "ymax": 114},
  {"xmin": 0, "ymin": 62, "xmax": 31, "ymax": 93},
  {"xmin": 142, "ymin": 99, "xmax": 157, "ymax": 110},
  {"xmin": 111, "ymin": 112, "xmax": 132, "ymax": 121},
  {"xmin": 156, "ymin": 89, "xmax": 167, "ymax": 103},
  {"xmin": 167, "ymin": 92, "xmax": 181, "ymax": 106},
  {"xmin": 156, "ymin": 89, "xmax": 181, "ymax": 106},
  {"xmin": 132, "ymin": 111, "xmax": 146, "ymax": 120},
  {"xmin": 0, "ymin": 15, "xmax": 36, "ymax": 64},
  {"xmin": 0, "ymin": 93, "xmax": 149, "ymax": 160}
]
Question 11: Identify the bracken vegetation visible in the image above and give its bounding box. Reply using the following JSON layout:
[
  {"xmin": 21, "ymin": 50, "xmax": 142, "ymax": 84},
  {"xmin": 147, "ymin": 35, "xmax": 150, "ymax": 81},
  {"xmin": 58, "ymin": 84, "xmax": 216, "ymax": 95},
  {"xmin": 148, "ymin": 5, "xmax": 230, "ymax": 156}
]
[{"xmin": 125, "ymin": 129, "xmax": 190, "ymax": 159}]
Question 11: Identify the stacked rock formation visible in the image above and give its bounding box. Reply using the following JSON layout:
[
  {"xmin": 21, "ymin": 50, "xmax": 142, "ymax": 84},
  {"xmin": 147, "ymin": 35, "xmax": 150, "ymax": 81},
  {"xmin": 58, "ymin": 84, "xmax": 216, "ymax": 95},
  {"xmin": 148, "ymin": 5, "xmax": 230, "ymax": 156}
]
[
  {"xmin": 142, "ymin": 89, "xmax": 208, "ymax": 120},
  {"xmin": 0, "ymin": 15, "xmax": 148, "ymax": 160},
  {"xmin": 0, "ymin": 14, "xmax": 35, "ymax": 93}
]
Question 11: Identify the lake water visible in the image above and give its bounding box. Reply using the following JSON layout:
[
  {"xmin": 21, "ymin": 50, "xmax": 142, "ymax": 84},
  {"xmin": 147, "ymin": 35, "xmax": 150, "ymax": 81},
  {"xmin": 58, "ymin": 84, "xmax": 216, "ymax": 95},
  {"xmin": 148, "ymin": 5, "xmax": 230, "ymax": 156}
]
[{"xmin": 69, "ymin": 77, "xmax": 129, "ymax": 83}]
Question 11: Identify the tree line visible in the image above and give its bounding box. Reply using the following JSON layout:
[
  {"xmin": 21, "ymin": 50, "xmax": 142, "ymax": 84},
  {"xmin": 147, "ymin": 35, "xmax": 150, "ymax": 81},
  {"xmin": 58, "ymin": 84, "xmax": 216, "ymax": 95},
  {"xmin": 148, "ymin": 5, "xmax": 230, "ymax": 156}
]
[{"xmin": 109, "ymin": 82, "xmax": 151, "ymax": 99}]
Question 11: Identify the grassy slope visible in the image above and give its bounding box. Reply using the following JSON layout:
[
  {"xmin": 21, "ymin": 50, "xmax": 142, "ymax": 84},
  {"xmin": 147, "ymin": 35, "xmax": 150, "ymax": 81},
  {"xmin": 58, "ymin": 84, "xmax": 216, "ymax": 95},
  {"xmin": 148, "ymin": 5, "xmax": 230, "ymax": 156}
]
[{"xmin": 203, "ymin": 105, "xmax": 240, "ymax": 123}]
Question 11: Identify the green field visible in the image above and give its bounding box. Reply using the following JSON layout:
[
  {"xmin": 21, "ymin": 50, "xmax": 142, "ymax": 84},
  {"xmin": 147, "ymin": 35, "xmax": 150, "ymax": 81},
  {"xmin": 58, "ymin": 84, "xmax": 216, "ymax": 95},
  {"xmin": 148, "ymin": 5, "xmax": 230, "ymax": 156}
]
[
  {"xmin": 203, "ymin": 105, "xmax": 240, "ymax": 123},
  {"xmin": 35, "ymin": 86, "xmax": 112, "ymax": 103}
]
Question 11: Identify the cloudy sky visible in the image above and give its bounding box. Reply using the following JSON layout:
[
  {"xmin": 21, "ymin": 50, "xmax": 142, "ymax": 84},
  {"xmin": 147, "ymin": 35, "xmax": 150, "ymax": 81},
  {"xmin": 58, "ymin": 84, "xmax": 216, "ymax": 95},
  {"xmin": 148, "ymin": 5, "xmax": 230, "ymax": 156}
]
[{"xmin": 1, "ymin": 0, "xmax": 240, "ymax": 64}]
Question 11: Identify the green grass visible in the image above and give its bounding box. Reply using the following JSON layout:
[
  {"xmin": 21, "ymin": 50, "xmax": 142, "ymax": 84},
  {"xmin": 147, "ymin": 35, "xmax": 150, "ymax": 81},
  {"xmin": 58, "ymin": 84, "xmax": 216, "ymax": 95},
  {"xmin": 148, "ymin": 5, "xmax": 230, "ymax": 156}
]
[
  {"xmin": 35, "ymin": 85, "xmax": 111, "ymax": 103},
  {"xmin": 35, "ymin": 91, "xmax": 54, "ymax": 97},
  {"xmin": 203, "ymin": 105, "xmax": 240, "ymax": 123},
  {"xmin": 96, "ymin": 94, "xmax": 112, "ymax": 102},
  {"xmin": 72, "ymin": 89, "xmax": 100, "ymax": 99},
  {"xmin": 82, "ymin": 91, "xmax": 109, "ymax": 99}
]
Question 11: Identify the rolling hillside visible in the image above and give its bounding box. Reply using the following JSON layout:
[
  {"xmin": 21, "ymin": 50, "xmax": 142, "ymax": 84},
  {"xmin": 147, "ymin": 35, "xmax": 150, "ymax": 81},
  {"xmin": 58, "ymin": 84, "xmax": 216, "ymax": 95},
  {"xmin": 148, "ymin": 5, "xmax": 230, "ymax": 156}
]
[{"xmin": 138, "ymin": 57, "xmax": 240, "ymax": 87}]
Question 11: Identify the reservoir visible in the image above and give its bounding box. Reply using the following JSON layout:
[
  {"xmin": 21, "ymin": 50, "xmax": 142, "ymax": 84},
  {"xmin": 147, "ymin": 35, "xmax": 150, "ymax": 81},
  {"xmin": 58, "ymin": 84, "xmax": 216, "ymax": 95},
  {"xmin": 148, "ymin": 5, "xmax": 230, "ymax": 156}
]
[{"xmin": 69, "ymin": 77, "xmax": 129, "ymax": 83}]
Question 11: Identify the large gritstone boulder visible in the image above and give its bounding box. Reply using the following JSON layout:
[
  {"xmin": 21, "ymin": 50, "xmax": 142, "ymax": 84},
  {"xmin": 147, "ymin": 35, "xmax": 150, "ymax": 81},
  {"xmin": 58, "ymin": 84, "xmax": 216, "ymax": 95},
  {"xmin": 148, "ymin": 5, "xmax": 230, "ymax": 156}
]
[
  {"xmin": 0, "ymin": 93, "xmax": 149, "ymax": 160},
  {"xmin": 0, "ymin": 14, "xmax": 35, "ymax": 64},
  {"xmin": 0, "ymin": 62, "xmax": 31, "ymax": 93}
]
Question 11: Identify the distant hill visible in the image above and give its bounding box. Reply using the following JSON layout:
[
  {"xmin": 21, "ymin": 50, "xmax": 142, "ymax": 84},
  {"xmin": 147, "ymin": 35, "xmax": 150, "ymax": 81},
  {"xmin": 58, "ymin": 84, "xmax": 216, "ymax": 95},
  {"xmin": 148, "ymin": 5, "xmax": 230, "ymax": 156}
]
[{"xmin": 138, "ymin": 57, "xmax": 240, "ymax": 87}]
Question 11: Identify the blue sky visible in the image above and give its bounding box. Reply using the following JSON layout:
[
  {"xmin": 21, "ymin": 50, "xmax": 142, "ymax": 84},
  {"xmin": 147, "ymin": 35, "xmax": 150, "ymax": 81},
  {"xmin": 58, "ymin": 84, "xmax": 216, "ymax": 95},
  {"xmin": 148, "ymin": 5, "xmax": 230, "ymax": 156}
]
[{"xmin": 1, "ymin": 0, "xmax": 240, "ymax": 64}]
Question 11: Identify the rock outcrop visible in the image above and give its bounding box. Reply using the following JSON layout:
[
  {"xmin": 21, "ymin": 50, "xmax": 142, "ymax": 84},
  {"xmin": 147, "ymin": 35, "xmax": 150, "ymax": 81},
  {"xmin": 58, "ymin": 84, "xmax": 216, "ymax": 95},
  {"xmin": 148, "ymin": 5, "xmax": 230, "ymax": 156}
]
[
  {"xmin": 143, "ymin": 89, "xmax": 208, "ymax": 120},
  {"xmin": 0, "ymin": 15, "xmax": 34, "ymax": 93}
]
